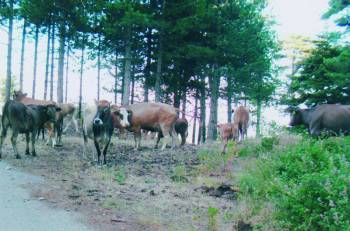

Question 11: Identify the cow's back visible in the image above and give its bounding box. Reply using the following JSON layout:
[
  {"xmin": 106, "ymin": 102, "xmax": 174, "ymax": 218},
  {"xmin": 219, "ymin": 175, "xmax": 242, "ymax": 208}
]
[
  {"xmin": 128, "ymin": 102, "xmax": 178, "ymax": 129},
  {"xmin": 310, "ymin": 104, "xmax": 350, "ymax": 135},
  {"xmin": 233, "ymin": 106, "xmax": 249, "ymax": 125}
]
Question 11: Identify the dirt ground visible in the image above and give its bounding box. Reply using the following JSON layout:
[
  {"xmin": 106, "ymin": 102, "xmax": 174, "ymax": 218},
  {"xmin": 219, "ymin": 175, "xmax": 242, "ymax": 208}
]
[{"xmin": 1, "ymin": 133, "xmax": 242, "ymax": 231}]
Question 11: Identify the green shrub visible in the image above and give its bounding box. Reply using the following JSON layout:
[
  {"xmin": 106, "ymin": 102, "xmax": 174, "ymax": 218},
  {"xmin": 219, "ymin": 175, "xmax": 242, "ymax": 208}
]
[{"xmin": 239, "ymin": 137, "xmax": 350, "ymax": 230}]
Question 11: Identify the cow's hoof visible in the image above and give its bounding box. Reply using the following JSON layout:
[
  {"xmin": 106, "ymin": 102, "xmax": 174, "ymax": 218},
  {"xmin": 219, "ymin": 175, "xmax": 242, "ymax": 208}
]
[
  {"xmin": 15, "ymin": 155, "xmax": 21, "ymax": 159},
  {"xmin": 32, "ymin": 152, "xmax": 37, "ymax": 157},
  {"xmin": 25, "ymin": 150, "xmax": 30, "ymax": 155},
  {"xmin": 54, "ymin": 144, "xmax": 63, "ymax": 147}
]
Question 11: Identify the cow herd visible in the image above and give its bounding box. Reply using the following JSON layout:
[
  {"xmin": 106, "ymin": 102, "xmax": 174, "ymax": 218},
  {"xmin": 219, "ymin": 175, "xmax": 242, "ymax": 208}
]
[{"xmin": 0, "ymin": 91, "xmax": 190, "ymax": 164}]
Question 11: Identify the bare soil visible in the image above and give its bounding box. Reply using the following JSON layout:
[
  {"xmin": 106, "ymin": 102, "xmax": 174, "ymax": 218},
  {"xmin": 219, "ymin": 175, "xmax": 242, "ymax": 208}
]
[{"xmin": 2, "ymin": 135, "xmax": 241, "ymax": 231}]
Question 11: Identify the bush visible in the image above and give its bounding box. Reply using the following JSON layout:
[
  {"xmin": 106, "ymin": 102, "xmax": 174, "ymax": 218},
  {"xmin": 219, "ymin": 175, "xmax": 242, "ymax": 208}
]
[{"xmin": 238, "ymin": 137, "xmax": 350, "ymax": 230}]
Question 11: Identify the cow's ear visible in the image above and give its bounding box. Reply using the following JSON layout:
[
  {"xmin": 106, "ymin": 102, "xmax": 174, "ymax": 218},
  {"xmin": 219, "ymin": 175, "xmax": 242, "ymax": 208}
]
[
  {"xmin": 127, "ymin": 109, "xmax": 132, "ymax": 116},
  {"xmin": 232, "ymin": 109, "xmax": 235, "ymax": 113},
  {"xmin": 110, "ymin": 106, "xmax": 119, "ymax": 115},
  {"xmin": 56, "ymin": 107, "xmax": 62, "ymax": 112}
]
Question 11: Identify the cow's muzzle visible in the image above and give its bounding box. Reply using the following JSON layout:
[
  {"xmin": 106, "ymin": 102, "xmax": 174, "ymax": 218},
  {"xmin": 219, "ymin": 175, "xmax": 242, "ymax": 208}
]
[{"xmin": 93, "ymin": 118, "xmax": 103, "ymax": 125}]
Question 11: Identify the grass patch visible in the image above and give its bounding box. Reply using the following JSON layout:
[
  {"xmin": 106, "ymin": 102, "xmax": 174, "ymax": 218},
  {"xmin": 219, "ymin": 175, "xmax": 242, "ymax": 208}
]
[{"xmin": 238, "ymin": 136, "xmax": 350, "ymax": 230}]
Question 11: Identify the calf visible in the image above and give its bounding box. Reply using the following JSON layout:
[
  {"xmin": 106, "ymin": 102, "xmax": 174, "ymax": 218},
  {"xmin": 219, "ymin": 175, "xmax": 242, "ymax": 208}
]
[
  {"xmin": 232, "ymin": 106, "xmax": 249, "ymax": 141},
  {"xmin": 83, "ymin": 100, "xmax": 114, "ymax": 164},
  {"xmin": 157, "ymin": 118, "xmax": 188, "ymax": 147},
  {"xmin": 0, "ymin": 100, "xmax": 59, "ymax": 159},
  {"xmin": 217, "ymin": 123, "xmax": 238, "ymax": 154},
  {"xmin": 13, "ymin": 90, "xmax": 59, "ymax": 146},
  {"xmin": 112, "ymin": 102, "xmax": 177, "ymax": 150}
]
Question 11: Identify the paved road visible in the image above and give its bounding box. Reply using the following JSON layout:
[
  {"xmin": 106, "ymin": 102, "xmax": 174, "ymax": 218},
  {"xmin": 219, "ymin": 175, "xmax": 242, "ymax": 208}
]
[{"xmin": 0, "ymin": 161, "xmax": 94, "ymax": 231}]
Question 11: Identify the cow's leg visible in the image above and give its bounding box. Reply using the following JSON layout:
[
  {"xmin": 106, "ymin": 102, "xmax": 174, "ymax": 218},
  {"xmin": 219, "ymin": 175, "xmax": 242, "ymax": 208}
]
[
  {"xmin": 25, "ymin": 132, "xmax": 30, "ymax": 155},
  {"xmin": 160, "ymin": 124, "xmax": 171, "ymax": 150},
  {"xmin": 94, "ymin": 139, "xmax": 102, "ymax": 164},
  {"xmin": 56, "ymin": 120, "xmax": 63, "ymax": 146},
  {"xmin": 221, "ymin": 139, "xmax": 228, "ymax": 154},
  {"xmin": 102, "ymin": 138, "xmax": 111, "ymax": 165},
  {"xmin": 10, "ymin": 131, "xmax": 20, "ymax": 159},
  {"xmin": 31, "ymin": 130, "xmax": 37, "ymax": 156},
  {"xmin": 180, "ymin": 132, "xmax": 186, "ymax": 146},
  {"xmin": 155, "ymin": 132, "xmax": 163, "ymax": 149},
  {"xmin": 0, "ymin": 125, "xmax": 9, "ymax": 159}
]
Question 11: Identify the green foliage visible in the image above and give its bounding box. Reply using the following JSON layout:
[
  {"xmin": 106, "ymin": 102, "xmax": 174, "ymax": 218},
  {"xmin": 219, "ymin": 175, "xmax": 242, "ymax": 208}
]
[
  {"xmin": 238, "ymin": 136, "xmax": 279, "ymax": 157},
  {"xmin": 287, "ymin": 38, "xmax": 350, "ymax": 106},
  {"xmin": 170, "ymin": 164, "xmax": 189, "ymax": 183},
  {"xmin": 114, "ymin": 166, "xmax": 126, "ymax": 185},
  {"xmin": 0, "ymin": 76, "xmax": 17, "ymax": 102},
  {"xmin": 239, "ymin": 137, "xmax": 350, "ymax": 230},
  {"xmin": 323, "ymin": 0, "xmax": 350, "ymax": 28},
  {"xmin": 207, "ymin": 207, "xmax": 219, "ymax": 231}
]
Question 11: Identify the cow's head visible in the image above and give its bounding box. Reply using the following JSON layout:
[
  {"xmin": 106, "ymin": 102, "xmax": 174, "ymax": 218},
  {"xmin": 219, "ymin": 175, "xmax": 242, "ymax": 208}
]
[
  {"xmin": 111, "ymin": 105, "xmax": 131, "ymax": 127},
  {"xmin": 287, "ymin": 106, "xmax": 302, "ymax": 126},
  {"xmin": 45, "ymin": 104, "xmax": 61, "ymax": 123},
  {"xmin": 93, "ymin": 100, "xmax": 111, "ymax": 126},
  {"xmin": 13, "ymin": 90, "xmax": 27, "ymax": 101}
]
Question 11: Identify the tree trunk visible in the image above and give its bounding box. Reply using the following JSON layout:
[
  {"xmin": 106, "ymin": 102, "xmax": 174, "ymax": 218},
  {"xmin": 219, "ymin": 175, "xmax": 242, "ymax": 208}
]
[
  {"xmin": 144, "ymin": 28, "xmax": 152, "ymax": 102},
  {"xmin": 227, "ymin": 74, "xmax": 233, "ymax": 123},
  {"xmin": 207, "ymin": 68, "xmax": 220, "ymax": 141},
  {"xmin": 155, "ymin": 0, "xmax": 165, "ymax": 103},
  {"xmin": 192, "ymin": 94, "xmax": 198, "ymax": 144},
  {"xmin": 181, "ymin": 91, "xmax": 186, "ymax": 119},
  {"xmin": 5, "ymin": 0, "xmax": 14, "ymax": 101},
  {"xmin": 131, "ymin": 66, "xmax": 135, "ymax": 104},
  {"xmin": 256, "ymin": 97, "xmax": 262, "ymax": 137},
  {"xmin": 57, "ymin": 27, "xmax": 65, "ymax": 103},
  {"xmin": 44, "ymin": 23, "xmax": 51, "ymax": 100},
  {"xmin": 78, "ymin": 46, "xmax": 85, "ymax": 119},
  {"xmin": 50, "ymin": 23, "xmax": 55, "ymax": 101},
  {"xmin": 173, "ymin": 90, "xmax": 181, "ymax": 108},
  {"xmin": 122, "ymin": 38, "xmax": 131, "ymax": 106},
  {"xmin": 114, "ymin": 50, "xmax": 118, "ymax": 104},
  {"xmin": 97, "ymin": 35, "xmax": 101, "ymax": 101},
  {"xmin": 32, "ymin": 25, "xmax": 39, "ymax": 99},
  {"xmin": 64, "ymin": 43, "xmax": 69, "ymax": 103},
  {"xmin": 19, "ymin": 19, "xmax": 27, "ymax": 92},
  {"xmin": 198, "ymin": 75, "xmax": 206, "ymax": 144}
]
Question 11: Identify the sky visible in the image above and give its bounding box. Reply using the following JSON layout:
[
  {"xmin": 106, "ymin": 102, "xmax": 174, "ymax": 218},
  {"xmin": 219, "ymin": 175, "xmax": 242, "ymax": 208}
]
[{"xmin": 0, "ymin": 0, "xmax": 335, "ymax": 136}]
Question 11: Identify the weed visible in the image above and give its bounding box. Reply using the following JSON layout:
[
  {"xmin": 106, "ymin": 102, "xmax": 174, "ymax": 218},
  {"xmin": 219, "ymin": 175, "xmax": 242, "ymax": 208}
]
[{"xmin": 208, "ymin": 207, "xmax": 219, "ymax": 231}]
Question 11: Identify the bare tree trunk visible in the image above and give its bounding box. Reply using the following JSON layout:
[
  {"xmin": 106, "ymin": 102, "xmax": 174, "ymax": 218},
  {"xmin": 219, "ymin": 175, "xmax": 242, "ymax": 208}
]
[
  {"xmin": 256, "ymin": 97, "xmax": 262, "ymax": 137},
  {"xmin": 97, "ymin": 35, "xmax": 101, "ymax": 101},
  {"xmin": 131, "ymin": 66, "xmax": 135, "ymax": 104},
  {"xmin": 78, "ymin": 46, "xmax": 85, "ymax": 119},
  {"xmin": 181, "ymin": 91, "xmax": 186, "ymax": 118},
  {"xmin": 144, "ymin": 28, "xmax": 152, "ymax": 102},
  {"xmin": 64, "ymin": 43, "xmax": 69, "ymax": 103},
  {"xmin": 198, "ymin": 75, "xmax": 206, "ymax": 144},
  {"xmin": 57, "ymin": 26, "xmax": 65, "ymax": 103},
  {"xmin": 19, "ymin": 19, "xmax": 27, "ymax": 92},
  {"xmin": 114, "ymin": 50, "xmax": 118, "ymax": 104},
  {"xmin": 155, "ymin": 0, "xmax": 166, "ymax": 103},
  {"xmin": 122, "ymin": 39, "xmax": 131, "ymax": 106},
  {"xmin": 32, "ymin": 25, "xmax": 39, "ymax": 99},
  {"xmin": 50, "ymin": 23, "xmax": 55, "ymax": 101},
  {"xmin": 207, "ymin": 67, "xmax": 220, "ymax": 141},
  {"xmin": 192, "ymin": 93, "xmax": 198, "ymax": 144},
  {"xmin": 227, "ymin": 75, "xmax": 233, "ymax": 123},
  {"xmin": 44, "ymin": 24, "xmax": 51, "ymax": 100},
  {"xmin": 5, "ymin": 0, "xmax": 14, "ymax": 101}
]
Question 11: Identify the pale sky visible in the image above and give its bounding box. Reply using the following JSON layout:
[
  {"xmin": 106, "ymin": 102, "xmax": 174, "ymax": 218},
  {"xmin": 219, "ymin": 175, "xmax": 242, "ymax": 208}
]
[{"xmin": 0, "ymin": 0, "xmax": 334, "ymax": 135}]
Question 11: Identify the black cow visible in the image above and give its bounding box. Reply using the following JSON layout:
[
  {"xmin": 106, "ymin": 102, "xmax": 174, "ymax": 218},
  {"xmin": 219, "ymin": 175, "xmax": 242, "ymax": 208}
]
[
  {"xmin": 0, "ymin": 100, "xmax": 60, "ymax": 159},
  {"xmin": 83, "ymin": 100, "xmax": 114, "ymax": 165},
  {"xmin": 156, "ymin": 118, "xmax": 188, "ymax": 147},
  {"xmin": 289, "ymin": 104, "xmax": 350, "ymax": 136}
]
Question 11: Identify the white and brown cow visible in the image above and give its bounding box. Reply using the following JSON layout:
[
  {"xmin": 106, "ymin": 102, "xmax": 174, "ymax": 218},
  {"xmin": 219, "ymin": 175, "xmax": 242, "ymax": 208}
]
[
  {"xmin": 112, "ymin": 102, "xmax": 178, "ymax": 150},
  {"xmin": 232, "ymin": 106, "xmax": 249, "ymax": 141},
  {"xmin": 55, "ymin": 103, "xmax": 78, "ymax": 145}
]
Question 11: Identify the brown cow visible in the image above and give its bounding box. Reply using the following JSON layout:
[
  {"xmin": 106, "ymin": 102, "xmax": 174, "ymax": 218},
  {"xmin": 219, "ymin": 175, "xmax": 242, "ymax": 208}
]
[
  {"xmin": 13, "ymin": 90, "xmax": 59, "ymax": 146},
  {"xmin": 232, "ymin": 106, "xmax": 249, "ymax": 141},
  {"xmin": 217, "ymin": 123, "xmax": 238, "ymax": 153},
  {"xmin": 112, "ymin": 102, "xmax": 178, "ymax": 150},
  {"xmin": 55, "ymin": 103, "xmax": 78, "ymax": 145}
]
